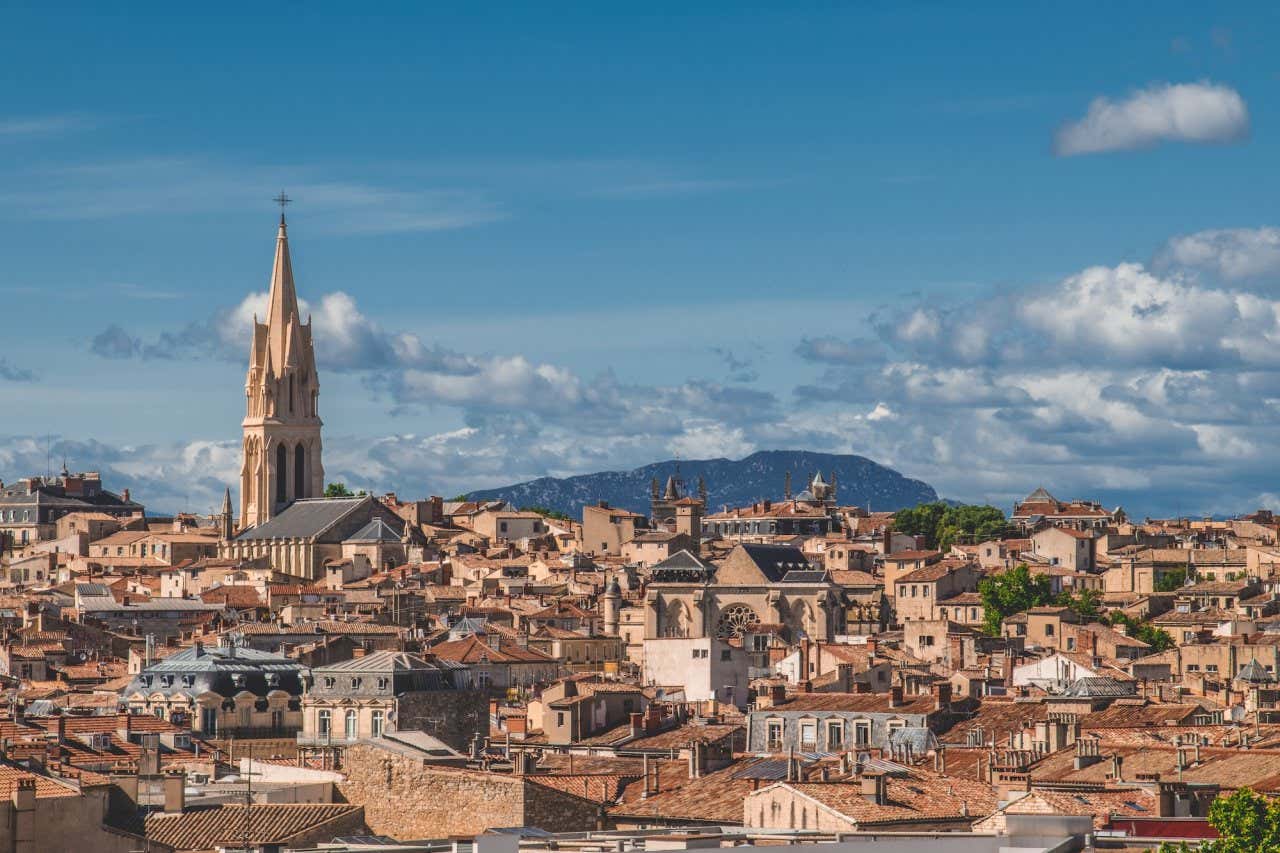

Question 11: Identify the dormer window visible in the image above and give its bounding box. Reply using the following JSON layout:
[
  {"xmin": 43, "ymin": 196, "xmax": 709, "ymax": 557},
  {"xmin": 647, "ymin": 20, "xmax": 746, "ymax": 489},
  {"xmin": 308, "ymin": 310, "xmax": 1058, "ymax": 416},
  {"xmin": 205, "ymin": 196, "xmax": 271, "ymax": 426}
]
[
  {"xmin": 160, "ymin": 675, "xmax": 174, "ymax": 688},
  {"xmin": 351, "ymin": 677, "xmax": 362, "ymax": 689},
  {"xmin": 323, "ymin": 677, "xmax": 336, "ymax": 689},
  {"xmin": 376, "ymin": 677, "xmax": 388, "ymax": 690},
  {"xmin": 181, "ymin": 676, "xmax": 195, "ymax": 688}
]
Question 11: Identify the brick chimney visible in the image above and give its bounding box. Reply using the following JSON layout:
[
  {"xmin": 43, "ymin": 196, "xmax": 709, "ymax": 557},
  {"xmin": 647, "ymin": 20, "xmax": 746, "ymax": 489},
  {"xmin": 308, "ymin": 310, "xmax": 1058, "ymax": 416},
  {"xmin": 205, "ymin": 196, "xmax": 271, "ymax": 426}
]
[
  {"xmin": 933, "ymin": 682, "xmax": 952, "ymax": 711},
  {"xmin": 889, "ymin": 685, "xmax": 904, "ymax": 708}
]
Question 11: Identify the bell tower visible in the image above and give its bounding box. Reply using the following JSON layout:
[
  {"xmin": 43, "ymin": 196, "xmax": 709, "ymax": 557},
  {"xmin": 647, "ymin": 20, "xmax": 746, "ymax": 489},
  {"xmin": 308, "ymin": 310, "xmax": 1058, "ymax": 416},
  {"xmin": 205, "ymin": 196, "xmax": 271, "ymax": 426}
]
[{"xmin": 239, "ymin": 206, "xmax": 324, "ymax": 529}]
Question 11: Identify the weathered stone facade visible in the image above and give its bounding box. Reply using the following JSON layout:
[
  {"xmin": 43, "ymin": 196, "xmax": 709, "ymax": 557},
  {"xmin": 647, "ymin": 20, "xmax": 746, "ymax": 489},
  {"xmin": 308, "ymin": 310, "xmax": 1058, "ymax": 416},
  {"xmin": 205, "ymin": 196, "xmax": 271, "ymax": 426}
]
[
  {"xmin": 339, "ymin": 743, "xmax": 602, "ymax": 838},
  {"xmin": 397, "ymin": 690, "xmax": 488, "ymax": 752}
]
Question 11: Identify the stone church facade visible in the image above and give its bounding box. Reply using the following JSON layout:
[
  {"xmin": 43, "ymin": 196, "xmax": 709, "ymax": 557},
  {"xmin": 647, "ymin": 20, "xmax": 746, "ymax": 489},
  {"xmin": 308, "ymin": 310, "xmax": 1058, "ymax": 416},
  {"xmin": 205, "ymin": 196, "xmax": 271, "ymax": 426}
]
[{"xmin": 643, "ymin": 543, "xmax": 843, "ymax": 644}]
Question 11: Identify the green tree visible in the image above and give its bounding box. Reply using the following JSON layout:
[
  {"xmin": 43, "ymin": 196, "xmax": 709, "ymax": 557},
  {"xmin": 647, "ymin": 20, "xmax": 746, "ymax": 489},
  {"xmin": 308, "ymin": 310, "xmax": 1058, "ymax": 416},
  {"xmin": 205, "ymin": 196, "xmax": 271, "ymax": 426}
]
[
  {"xmin": 893, "ymin": 502, "xmax": 1012, "ymax": 552},
  {"xmin": 977, "ymin": 564, "xmax": 1054, "ymax": 636},
  {"xmin": 1055, "ymin": 587, "xmax": 1102, "ymax": 622},
  {"xmin": 1155, "ymin": 568, "xmax": 1187, "ymax": 592},
  {"xmin": 1159, "ymin": 787, "xmax": 1280, "ymax": 853},
  {"xmin": 934, "ymin": 504, "xmax": 1012, "ymax": 552},
  {"xmin": 449, "ymin": 494, "xmax": 470, "ymax": 502},
  {"xmin": 324, "ymin": 482, "xmax": 354, "ymax": 498},
  {"xmin": 893, "ymin": 502, "xmax": 948, "ymax": 546},
  {"xmin": 1109, "ymin": 611, "xmax": 1175, "ymax": 652}
]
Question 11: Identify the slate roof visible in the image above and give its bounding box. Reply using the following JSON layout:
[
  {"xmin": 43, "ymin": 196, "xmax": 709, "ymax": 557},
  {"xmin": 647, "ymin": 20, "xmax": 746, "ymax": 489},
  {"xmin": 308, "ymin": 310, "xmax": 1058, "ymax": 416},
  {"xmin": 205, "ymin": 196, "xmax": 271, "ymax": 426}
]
[
  {"xmin": 738, "ymin": 543, "xmax": 816, "ymax": 582},
  {"xmin": 345, "ymin": 517, "xmax": 404, "ymax": 543},
  {"xmin": 124, "ymin": 644, "xmax": 304, "ymax": 700},
  {"xmin": 234, "ymin": 496, "xmax": 384, "ymax": 542},
  {"xmin": 649, "ymin": 549, "xmax": 716, "ymax": 582}
]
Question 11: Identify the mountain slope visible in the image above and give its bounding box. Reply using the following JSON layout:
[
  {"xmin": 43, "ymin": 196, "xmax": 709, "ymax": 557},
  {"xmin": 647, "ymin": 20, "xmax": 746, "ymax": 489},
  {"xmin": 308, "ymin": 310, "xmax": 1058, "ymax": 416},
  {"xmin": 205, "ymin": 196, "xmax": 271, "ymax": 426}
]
[{"xmin": 464, "ymin": 450, "xmax": 937, "ymax": 518}]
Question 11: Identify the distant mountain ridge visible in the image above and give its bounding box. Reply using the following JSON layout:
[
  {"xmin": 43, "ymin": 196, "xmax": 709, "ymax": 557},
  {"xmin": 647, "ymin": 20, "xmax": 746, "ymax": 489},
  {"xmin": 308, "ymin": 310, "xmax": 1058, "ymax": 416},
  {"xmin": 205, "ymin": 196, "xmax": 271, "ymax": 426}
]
[{"xmin": 464, "ymin": 450, "xmax": 938, "ymax": 518}]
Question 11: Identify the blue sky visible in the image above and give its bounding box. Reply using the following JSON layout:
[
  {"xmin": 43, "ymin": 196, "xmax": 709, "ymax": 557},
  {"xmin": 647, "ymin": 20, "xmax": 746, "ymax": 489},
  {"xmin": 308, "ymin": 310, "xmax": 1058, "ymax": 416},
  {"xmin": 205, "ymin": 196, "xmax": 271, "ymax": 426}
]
[{"xmin": 3, "ymin": 4, "xmax": 1280, "ymax": 516}]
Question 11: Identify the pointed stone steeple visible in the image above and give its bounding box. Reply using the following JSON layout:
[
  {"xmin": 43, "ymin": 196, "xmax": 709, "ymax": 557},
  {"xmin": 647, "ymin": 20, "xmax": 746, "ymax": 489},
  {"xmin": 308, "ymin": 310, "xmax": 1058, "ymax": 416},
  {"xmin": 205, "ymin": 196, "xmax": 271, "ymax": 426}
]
[
  {"xmin": 220, "ymin": 487, "xmax": 234, "ymax": 541},
  {"xmin": 265, "ymin": 215, "xmax": 304, "ymax": 378},
  {"xmin": 239, "ymin": 211, "xmax": 324, "ymax": 531}
]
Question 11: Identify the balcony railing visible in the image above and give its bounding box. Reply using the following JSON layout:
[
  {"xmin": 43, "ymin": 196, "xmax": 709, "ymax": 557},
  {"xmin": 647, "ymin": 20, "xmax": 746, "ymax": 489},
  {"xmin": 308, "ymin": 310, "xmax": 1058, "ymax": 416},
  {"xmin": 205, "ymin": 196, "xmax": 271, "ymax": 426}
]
[{"xmin": 295, "ymin": 732, "xmax": 367, "ymax": 746}]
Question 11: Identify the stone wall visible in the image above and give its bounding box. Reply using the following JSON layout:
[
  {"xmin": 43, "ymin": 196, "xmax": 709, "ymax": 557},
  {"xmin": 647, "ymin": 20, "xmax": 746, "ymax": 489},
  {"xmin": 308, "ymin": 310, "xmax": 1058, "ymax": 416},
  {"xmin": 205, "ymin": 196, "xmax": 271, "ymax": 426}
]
[
  {"xmin": 339, "ymin": 743, "xmax": 600, "ymax": 839},
  {"xmin": 397, "ymin": 690, "xmax": 488, "ymax": 752}
]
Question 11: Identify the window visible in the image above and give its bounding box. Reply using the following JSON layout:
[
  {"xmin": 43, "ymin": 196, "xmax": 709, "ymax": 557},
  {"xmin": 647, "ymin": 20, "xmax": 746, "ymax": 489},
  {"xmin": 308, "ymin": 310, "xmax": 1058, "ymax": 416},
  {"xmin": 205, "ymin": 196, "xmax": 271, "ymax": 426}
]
[
  {"xmin": 475, "ymin": 670, "xmax": 492, "ymax": 688},
  {"xmin": 182, "ymin": 675, "xmax": 195, "ymax": 688},
  {"xmin": 376, "ymin": 677, "xmax": 388, "ymax": 690},
  {"xmin": 1066, "ymin": 637, "xmax": 1076, "ymax": 651},
  {"xmin": 922, "ymin": 586, "xmax": 929, "ymax": 597},
  {"xmin": 854, "ymin": 720, "xmax": 872, "ymax": 746},
  {"xmin": 826, "ymin": 721, "xmax": 844, "ymax": 749},
  {"xmin": 766, "ymin": 720, "xmax": 783, "ymax": 750},
  {"xmin": 1044, "ymin": 623, "xmax": 1055, "ymax": 636},
  {"xmin": 201, "ymin": 706, "xmax": 218, "ymax": 735},
  {"xmin": 372, "ymin": 710, "xmax": 384, "ymax": 737},
  {"xmin": 351, "ymin": 678, "xmax": 362, "ymax": 690},
  {"xmin": 500, "ymin": 522, "xmax": 508, "ymax": 533},
  {"xmin": 799, "ymin": 720, "xmax": 817, "ymax": 751},
  {"xmin": 345, "ymin": 709, "xmax": 358, "ymax": 739},
  {"xmin": 318, "ymin": 709, "xmax": 331, "ymax": 736},
  {"xmin": 556, "ymin": 712, "xmax": 565, "ymax": 726},
  {"xmin": 323, "ymin": 677, "xmax": 336, "ymax": 689}
]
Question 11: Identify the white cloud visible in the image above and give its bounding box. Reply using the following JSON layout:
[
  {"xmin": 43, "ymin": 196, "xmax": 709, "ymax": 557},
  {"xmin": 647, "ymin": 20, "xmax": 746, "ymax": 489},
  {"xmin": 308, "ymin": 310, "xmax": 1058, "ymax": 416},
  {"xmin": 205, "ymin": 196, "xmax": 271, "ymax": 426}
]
[
  {"xmin": 0, "ymin": 114, "xmax": 94, "ymax": 139},
  {"xmin": 1054, "ymin": 81, "xmax": 1249, "ymax": 156},
  {"xmin": 1160, "ymin": 227, "xmax": 1280, "ymax": 280}
]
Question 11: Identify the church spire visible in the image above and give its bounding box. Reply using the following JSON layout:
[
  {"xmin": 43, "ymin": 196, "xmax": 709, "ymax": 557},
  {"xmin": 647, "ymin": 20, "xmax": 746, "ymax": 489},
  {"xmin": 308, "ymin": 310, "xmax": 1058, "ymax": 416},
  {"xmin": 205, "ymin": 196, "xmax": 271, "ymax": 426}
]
[
  {"xmin": 265, "ymin": 214, "xmax": 303, "ymax": 376},
  {"xmin": 239, "ymin": 207, "xmax": 324, "ymax": 532}
]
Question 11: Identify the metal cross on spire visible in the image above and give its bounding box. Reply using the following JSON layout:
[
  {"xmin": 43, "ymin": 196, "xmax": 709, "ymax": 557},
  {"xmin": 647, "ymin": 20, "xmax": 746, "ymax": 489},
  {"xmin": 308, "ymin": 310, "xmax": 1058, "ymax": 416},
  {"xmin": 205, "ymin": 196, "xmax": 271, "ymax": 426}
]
[{"xmin": 273, "ymin": 190, "xmax": 292, "ymax": 223}]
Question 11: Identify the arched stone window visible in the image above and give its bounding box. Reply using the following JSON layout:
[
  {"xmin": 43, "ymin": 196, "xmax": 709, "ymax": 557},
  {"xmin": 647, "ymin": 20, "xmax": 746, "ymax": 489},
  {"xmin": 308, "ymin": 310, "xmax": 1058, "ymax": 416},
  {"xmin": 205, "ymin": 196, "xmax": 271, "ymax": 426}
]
[
  {"xmin": 275, "ymin": 444, "xmax": 287, "ymax": 504},
  {"xmin": 716, "ymin": 604, "xmax": 760, "ymax": 638},
  {"xmin": 294, "ymin": 444, "xmax": 306, "ymax": 499}
]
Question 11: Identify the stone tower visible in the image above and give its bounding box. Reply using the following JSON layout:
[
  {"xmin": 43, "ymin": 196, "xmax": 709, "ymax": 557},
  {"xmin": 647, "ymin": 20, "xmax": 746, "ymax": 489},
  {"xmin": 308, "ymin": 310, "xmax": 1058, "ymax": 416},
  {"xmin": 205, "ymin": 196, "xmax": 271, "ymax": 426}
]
[
  {"xmin": 602, "ymin": 574, "xmax": 621, "ymax": 636},
  {"xmin": 239, "ymin": 213, "xmax": 324, "ymax": 529}
]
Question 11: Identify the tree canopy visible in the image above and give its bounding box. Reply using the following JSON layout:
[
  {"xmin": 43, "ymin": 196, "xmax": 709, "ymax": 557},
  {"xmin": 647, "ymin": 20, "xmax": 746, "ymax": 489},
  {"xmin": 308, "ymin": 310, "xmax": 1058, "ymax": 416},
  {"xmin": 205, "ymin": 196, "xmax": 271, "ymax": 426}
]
[
  {"xmin": 1109, "ymin": 611, "xmax": 1175, "ymax": 652},
  {"xmin": 324, "ymin": 482, "xmax": 354, "ymax": 498},
  {"xmin": 1160, "ymin": 787, "xmax": 1280, "ymax": 853},
  {"xmin": 893, "ymin": 502, "xmax": 1011, "ymax": 552},
  {"xmin": 977, "ymin": 564, "xmax": 1053, "ymax": 636}
]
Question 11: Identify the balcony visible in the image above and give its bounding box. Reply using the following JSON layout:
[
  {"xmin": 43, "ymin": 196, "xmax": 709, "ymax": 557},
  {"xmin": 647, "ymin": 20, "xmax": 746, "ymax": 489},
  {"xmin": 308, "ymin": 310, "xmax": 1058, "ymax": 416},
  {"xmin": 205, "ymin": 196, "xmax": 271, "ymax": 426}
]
[{"xmin": 295, "ymin": 732, "xmax": 365, "ymax": 746}]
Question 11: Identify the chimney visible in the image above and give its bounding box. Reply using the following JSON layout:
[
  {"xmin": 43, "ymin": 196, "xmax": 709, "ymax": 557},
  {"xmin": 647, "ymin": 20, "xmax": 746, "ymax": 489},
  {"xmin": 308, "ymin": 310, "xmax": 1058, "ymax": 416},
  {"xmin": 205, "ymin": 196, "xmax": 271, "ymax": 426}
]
[
  {"xmin": 163, "ymin": 770, "xmax": 186, "ymax": 814},
  {"xmin": 933, "ymin": 682, "xmax": 952, "ymax": 711},
  {"xmin": 860, "ymin": 771, "xmax": 887, "ymax": 805},
  {"xmin": 629, "ymin": 712, "xmax": 644, "ymax": 739},
  {"xmin": 12, "ymin": 778, "xmax": 35, "ymax": 853},
  {"xmin": 1111, "ymin": 753, "xmax": 1124, "ymax": 782},
  {"xmin": 55, "ymin": 714, "xmax": 66, "ymax": 744},
  {"xmin": 889, "ymin": 685, "xmax": 904, "ymax": 708}
]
